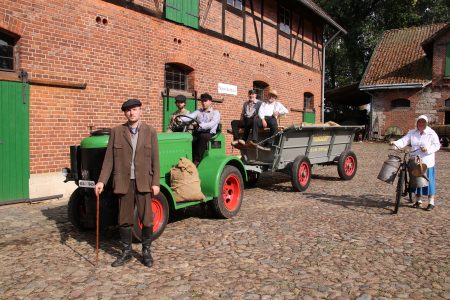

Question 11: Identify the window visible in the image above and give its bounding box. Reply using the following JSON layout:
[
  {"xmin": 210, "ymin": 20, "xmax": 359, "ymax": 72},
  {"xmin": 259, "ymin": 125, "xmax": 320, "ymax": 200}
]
[
  {"xmin": 391, "ymin": 99, "xmax": 410, "ymax": 108},
  {"xmin": 0, "ymin": 31, "xmax": 16, "ymax": 71},
  {"xmin": 278, "ymin": 6, "xmax": 291, "ymax": 34},
  {"xmin": 165, "ymin": 64, "xmax": 190, "ymax": 91},
  {"xmin": 445, "ymin": 99, "xmax": 450, "ymax": 107},
  {"xmin": 304, "ymin": 92, "xmax": 314, "ymax": 110},
  {"xmin": 446, "ymin": 44, "xmax": 450, "ymax": 77},
  {"xmin": 227, "ymin": 0, "xmax": 243, "ymax": 10},
  {"xmin": 253, "ymin": 81, "xmax": 268, "ymax": 101}
]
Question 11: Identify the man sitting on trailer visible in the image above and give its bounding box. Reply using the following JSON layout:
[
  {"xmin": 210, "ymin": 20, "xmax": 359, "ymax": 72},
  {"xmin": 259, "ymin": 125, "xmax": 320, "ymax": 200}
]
[
  {"xmin": 249, "ymin": 89, "xmax": 288, "ymax": 150},
  {"xmin": 230, "ymin": 89, "xmax": 261, "ymax": 147}
]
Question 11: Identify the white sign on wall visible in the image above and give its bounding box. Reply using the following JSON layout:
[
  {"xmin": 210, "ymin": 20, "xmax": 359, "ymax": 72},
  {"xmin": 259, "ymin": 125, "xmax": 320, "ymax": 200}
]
[{"xmin": 218, "ymin": 83, "xmax": 237, "ymax": 96}]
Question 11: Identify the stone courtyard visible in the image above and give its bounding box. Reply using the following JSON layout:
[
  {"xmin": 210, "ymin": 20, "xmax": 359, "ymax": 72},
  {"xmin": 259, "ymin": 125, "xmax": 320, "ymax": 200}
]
[{"xmin": 0, "ymin": 142, "xmax": 449, "ymax": 299}]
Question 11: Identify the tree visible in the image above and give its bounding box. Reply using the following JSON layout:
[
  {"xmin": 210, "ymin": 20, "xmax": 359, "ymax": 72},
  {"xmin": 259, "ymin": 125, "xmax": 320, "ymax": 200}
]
[{"xmin": 316, "ymin": 0, "xmax": 450, "ymax": 88}]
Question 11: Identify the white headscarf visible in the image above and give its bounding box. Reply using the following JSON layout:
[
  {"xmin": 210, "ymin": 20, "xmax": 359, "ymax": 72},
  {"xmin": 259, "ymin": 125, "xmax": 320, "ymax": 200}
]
[{"xmin": 416, "ymin": 115, "xmax": 428, "ymax": 129}]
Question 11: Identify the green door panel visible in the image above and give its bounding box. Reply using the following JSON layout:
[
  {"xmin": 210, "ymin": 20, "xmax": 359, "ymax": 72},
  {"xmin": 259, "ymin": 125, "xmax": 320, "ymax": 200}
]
[
  {"xmin": 165, "ymin": 0, "xmax": 199, "ymax": 29},
  {"xmin": 0, "ymin": 81, "xmax": 30, "ymax": 202},
  {"xmin": 304, "ymin": 111, "xmax": 316, "ymax": 123},
  {"xmin": 163, "ymin": 96, "xmax": 197, "ymax": 132},
  {"xmin": 165, "ymin": 0, "xmax": 183, "ymax": 24},
  {"xmin": 183, "ymin": 0, "xmax": 199, "ymax": 29}
]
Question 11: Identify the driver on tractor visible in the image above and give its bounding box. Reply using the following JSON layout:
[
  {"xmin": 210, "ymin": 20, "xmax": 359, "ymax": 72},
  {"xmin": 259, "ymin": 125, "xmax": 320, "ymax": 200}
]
[{"xmin": 178, "ymin": 93, "xmax": 220, "ymax": 165}]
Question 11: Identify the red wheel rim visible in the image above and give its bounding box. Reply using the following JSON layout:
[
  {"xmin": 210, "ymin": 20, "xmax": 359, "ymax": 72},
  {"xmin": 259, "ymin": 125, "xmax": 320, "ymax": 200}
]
[
  {"xmin": 151, "ymin": 198, "xmax": 164, "ymax": 232},
  {"xmin": 222, "ymin": 175, "xmax": 241, "ymax": 211},
  {"xmin": 298, "ymin": 161, "xmax": 310, "ymax": 187},
  {"xmin": 344, "ymin": 156, "xmax": 355, "ymax": 176}
]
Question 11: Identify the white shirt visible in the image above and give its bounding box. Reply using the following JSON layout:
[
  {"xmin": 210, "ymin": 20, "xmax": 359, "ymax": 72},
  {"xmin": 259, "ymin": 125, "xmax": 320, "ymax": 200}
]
[
  {"xmin": 393, "ymin": 126, "xmax": 441, "ymax": 168},
  {"xmin": 258, "ymin": 101, "xmax": 288, "ymax": 119}
]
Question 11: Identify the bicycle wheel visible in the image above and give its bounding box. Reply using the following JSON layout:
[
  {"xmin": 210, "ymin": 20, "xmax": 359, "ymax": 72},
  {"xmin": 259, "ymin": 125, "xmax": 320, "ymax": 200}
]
[{"xmin": 394, "ymin": 169, "xmax": 405, "ymax": 214}]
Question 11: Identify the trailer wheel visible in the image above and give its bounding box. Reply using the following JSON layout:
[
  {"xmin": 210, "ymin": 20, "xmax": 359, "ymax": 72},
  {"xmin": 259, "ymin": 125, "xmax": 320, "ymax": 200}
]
[
  {"xmin": 291, "ymin": 156, "xmax": 311, "ymax": 192},
  {"xmin": 68, "ymin": 188, "xmax": 89, "ymax": 230},
  {"xmin": 337, "ymin": 151, "xmax": 357, "ymax": 180},
  {"xmin": 212, "ymin": 166, "xmax": 244, "ymax": 218},
  {"xmin": 245, "ymin": 171, "xmax": 260, "ymax": 188},
  {"xmin": 133, "ymin": 192, "xmax": 169, "ymax": 242}
]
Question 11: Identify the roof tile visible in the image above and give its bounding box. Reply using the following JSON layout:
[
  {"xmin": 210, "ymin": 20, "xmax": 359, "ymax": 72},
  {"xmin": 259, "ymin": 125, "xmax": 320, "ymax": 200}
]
[{"xmin": 360, "ymin": 23, "xmax": 449, "ymax": 88}]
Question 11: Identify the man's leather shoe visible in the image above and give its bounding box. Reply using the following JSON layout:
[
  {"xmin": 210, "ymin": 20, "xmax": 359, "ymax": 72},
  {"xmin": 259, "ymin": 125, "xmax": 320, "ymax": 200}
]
[
  {"xmin": 112, "ymin": 226, "xmax": 133, "ymax": 267},
  {"xmin": 426, "ymin": 204, "xmax": 435, "ymax": 211}
]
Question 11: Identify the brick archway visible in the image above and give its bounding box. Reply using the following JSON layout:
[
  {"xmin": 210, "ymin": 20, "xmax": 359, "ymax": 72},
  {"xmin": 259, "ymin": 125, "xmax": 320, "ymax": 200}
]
[
  {"xmin": 164, "ymin": 53, "xmax": 195, "ymax": 70},
  {"xmin": 0, "ymin": 15, "xmax": 27, "ymax": 37}
]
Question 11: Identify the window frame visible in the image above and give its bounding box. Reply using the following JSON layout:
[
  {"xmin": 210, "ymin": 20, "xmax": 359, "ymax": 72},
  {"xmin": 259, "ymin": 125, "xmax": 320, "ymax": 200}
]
[
  {"xmin": 253, "ymin": 81, "xmax": 268, "ymax": 101},
  {"xmin": 278, "ymin": 5, "xmax": 291, "ymax": 35},
  {"xmin": 0, "ymin": 30, "xmax": 18, "ymax": 72},
  {"xmin": 391, "ymin": 99, "xmax": 411, "ymax": 109},
  {"xmin": 227, "ymin": 0, "xmax": 243, "ymax": 11},
  {"xmin": 164, "ymin": 64, "xmax": 190, "ymax": 92},
  {"xmin": 304, "ymin": 92, "xmax": 314, "ymax": 111}
]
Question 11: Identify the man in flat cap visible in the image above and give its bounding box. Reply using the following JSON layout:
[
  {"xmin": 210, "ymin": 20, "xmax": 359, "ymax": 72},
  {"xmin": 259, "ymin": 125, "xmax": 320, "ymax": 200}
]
[
  {"xmin": 166, "ymin": 95, "xmax": 190, "ymax": 132},
  {"xmin": 95, "ymin": 98, "xmax": 160, "ymax": 268},
  {"xmin": 180, "ymin": 93, "xmax": 220, "ymax": 165}
]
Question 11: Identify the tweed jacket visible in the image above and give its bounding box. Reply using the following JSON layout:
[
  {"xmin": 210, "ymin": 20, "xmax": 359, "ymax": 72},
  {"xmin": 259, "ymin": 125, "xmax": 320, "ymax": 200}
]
[{"xmin": 98, "ymin": 122, "xmax": 160, "ymax": 194}]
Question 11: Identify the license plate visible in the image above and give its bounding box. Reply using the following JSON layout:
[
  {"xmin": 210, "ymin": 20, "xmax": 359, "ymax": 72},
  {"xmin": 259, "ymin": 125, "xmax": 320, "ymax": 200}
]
[{"xmin": 79, "ymin": 180, "xmax": 96, "ymax": 188}]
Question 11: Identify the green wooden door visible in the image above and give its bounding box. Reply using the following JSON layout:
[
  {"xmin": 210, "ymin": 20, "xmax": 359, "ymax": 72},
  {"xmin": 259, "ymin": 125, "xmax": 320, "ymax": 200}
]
[
  {"xmin": 304, "ymin": 111, "xmax": 316, "ymax": 123},
  {"xmin": 163, "ymin": 96, "xmax": 197, "ymax": 131},
  {"xmin": 0, "ymin": 81, "xmax": 30, "ymax": 203},
  {"xmin": 165, "ymin": 0, "xmax": 199, "ymax": 29}
]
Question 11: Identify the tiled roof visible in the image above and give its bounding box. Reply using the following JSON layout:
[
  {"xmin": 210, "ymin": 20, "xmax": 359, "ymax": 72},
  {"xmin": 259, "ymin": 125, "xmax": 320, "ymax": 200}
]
[
  {"xmin": 297, "ymin": 0, "xmax": 347, "ymax": 34},
  {"xmin": 360, "ymin": 23, "xmax": 449, "ymax": 89}
]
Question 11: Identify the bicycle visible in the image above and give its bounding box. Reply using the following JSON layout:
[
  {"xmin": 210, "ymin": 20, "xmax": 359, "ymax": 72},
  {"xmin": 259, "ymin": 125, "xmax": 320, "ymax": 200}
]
[{"xmin": 391, "ymin": 148, "xmax": 414, "ymax": 214}]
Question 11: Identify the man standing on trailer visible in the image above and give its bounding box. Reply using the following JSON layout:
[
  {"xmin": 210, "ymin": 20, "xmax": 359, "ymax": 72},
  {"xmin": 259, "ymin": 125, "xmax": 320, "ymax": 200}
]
[{"xmin": 95, "ymin": 98, "xmax": 160, "ymax": 268}]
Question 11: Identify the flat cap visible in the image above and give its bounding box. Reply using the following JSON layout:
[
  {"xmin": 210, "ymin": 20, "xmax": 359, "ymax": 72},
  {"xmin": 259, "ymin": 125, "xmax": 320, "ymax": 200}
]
[
  {"xmin": 121, "ymin": 98, "xmax": 142, "ymax": 111},
  {"xmin": 200, "ymin": 93, "xmax": 213, "ymax": 101},
  {"xmin": 175, "ymin": 95, "xmax": 186, "ymax": 102}
]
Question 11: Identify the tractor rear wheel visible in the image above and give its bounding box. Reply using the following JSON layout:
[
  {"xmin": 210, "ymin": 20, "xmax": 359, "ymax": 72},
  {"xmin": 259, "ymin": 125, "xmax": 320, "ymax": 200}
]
[{"xmin": 211, "ymin": 166, "xmax": 244, "ymax": 218}]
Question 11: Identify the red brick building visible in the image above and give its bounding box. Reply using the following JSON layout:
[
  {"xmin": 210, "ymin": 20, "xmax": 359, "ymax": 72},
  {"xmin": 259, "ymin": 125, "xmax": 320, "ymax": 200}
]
[
  {"xmin": 0, "ymin": 0, "xmax": 344, "ymax": 202},
  {"xmin": 360, "ymin": 23, "xmax": 450, "ymax": 139}
]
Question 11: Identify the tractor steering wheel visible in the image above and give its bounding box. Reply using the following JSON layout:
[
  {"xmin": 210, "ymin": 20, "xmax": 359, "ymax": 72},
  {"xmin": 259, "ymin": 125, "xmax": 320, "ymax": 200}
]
[{"xmin": 171, "ymin": 115, "xmax": 199, "ymax": 133}]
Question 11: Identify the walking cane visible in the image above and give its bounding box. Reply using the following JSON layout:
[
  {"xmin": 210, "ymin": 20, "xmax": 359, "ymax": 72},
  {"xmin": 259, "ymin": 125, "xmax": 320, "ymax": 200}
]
[{"xmin": 96, "ymin": 192, "xmax": 100, "ymax": 266}]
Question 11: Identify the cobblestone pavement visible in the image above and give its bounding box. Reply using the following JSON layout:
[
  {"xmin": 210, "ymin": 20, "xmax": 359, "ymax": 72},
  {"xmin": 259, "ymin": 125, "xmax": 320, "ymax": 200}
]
[{"xmin": 1, "ymin": 142, "xmax": 449, "ymax": 300}]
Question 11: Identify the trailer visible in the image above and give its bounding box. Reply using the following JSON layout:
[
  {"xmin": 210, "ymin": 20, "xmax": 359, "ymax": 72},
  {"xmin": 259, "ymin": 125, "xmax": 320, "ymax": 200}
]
[{"xmin": 238, "ymin": 124, "xmax": 363, "ymax": 191}]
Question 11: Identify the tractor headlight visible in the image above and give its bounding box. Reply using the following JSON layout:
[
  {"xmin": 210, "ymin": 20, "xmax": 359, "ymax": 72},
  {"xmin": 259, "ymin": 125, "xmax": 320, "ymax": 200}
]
[{"xmin": 62, "ymin": 167, "xmax": 71, "ymax": 177}]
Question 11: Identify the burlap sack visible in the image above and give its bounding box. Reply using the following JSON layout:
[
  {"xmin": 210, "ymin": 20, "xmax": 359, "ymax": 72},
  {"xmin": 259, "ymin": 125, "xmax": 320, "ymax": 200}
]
[{"xmin": 170, "ymin": 157, "xmax": 206, "ymax": 202}]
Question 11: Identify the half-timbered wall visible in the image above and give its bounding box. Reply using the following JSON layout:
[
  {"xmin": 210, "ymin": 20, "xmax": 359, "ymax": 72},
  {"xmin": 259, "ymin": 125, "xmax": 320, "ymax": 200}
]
[{"xmin": 1, "ymin": 0, "xmax": 327, "ymax": 176}]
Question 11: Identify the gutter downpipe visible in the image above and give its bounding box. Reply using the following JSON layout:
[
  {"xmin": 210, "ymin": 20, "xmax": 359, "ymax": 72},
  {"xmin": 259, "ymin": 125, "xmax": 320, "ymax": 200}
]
[{"xmin": 322, "ymin": 30, "xmax": 342, "ymax": 122}]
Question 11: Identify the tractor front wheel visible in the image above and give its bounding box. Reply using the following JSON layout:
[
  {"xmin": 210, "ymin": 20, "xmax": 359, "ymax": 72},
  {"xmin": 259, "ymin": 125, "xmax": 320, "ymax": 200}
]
[{"xmin": 68, "ymin": 188, "xmax": 90, "ymax": 230}]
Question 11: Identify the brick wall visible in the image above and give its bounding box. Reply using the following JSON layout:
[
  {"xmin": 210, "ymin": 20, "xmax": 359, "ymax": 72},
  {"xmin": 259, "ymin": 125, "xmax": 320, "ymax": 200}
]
[
  {"xmin": 371, "ymin": 87, "xmax": 442, "ymax": 138},
  {"xmin": 1, "ymin": 0, "xmax": 324, "ymax": 174}
]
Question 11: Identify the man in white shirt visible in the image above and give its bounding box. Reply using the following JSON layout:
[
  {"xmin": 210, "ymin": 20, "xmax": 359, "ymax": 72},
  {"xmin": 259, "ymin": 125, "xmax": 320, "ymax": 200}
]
[
  {"xmin": 180, "ymin": 93, "xmax": 221, "ymax": 165},
  {"xmin": 249, "ymin": 89, "xmax": 288, "ymax": 149}
]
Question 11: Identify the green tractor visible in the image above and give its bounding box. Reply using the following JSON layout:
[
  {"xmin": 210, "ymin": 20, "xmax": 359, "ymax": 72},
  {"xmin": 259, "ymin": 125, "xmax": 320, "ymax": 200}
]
[{"xmin": 64, "ymin": 122, "xmax": 247, "ymax": 241}]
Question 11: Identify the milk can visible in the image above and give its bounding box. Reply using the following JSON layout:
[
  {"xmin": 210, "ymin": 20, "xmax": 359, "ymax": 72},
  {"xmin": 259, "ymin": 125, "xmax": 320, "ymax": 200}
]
[{"xmin": 377, "ymin": 155, "xmax": 401, "ymax": 184}]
